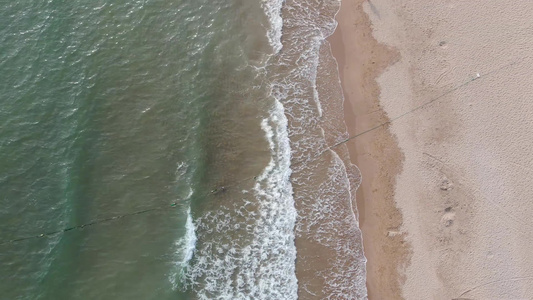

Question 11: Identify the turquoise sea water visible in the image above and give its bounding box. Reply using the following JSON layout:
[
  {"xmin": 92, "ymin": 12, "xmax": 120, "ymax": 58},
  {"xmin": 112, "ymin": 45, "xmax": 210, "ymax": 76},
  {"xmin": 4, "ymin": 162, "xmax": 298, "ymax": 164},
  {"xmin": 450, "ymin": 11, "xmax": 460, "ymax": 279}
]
[{"xmin": 1, "ymin": 0, "xmax": 367, "ymax": 299}]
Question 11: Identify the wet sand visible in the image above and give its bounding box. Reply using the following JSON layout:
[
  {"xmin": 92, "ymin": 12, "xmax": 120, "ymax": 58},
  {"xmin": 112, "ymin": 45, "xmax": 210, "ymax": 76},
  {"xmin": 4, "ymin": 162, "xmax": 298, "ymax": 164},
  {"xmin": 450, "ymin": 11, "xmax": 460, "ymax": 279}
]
[
  {"xmin": 332, "ymin": 0, "xmax": 533, "ymax": 299},
  {"xmin": 330, "ymin": 0, "xmax": 408, "ymax": 299}
]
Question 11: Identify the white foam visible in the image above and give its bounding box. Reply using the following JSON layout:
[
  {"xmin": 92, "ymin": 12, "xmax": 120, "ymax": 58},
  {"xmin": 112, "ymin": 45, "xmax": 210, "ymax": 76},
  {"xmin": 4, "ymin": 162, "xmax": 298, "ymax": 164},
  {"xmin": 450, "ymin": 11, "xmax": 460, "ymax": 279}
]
[
  {"xmin": 169, "ymin": 206, "xmax": 197, "ymax": 290},
  {"xmin": 169, "ymin": 162, "xmax": 197, "ymax": 290},
  {"xmin": 261, "ymin": 0, "xmax": 284, "ymax": 53},
  {"xmin": 264, "ymin": 0, "xmax": 369, "ymax": 298},
  {"xmin": 178, "ymin": 98, "xmax": 297, "ymax": 299},
  {"xmin": 182, "ymin": 208, "xmax": 197, "ymax": 264}
]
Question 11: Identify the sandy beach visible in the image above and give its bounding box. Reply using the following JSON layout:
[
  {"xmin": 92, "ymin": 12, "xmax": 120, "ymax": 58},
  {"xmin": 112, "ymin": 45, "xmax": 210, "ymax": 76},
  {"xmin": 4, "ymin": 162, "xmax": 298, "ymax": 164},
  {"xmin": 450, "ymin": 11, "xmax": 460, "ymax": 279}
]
[{"xmin": 333, "ymin": 0, "xmax": 533, "ymax": 299}]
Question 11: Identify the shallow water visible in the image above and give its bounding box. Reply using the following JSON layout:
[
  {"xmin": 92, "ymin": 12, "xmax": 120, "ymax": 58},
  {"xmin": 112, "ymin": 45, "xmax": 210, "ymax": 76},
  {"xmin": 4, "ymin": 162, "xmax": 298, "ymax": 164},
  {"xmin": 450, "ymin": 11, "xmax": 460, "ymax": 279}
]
[{"xmin": 0, "ymin": 0, "xmax": 366, "ymax": 299}]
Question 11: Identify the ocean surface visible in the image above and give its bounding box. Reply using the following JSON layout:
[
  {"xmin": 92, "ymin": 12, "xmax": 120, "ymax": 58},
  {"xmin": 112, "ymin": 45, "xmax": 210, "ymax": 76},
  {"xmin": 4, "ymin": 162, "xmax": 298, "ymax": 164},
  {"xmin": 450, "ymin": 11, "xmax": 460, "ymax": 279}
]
[{"xmin": 0, "ymin": 0, "xmax": 366, "ymax": 299}]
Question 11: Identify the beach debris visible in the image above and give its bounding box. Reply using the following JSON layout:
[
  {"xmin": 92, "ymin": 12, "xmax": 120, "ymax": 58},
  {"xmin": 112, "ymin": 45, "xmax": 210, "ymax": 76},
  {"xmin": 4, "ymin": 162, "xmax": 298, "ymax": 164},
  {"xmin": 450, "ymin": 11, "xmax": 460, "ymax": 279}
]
[
  {"xmin": 476, "ymin": 72, "xmax": 481, "ymax": 78},
  {"xmin": 387, "ymin": 230, "xmax": 402, "ymax": 237},
  {"xmin": 211, "ymin": 186, "xmax": 227, "ymax": 194}
]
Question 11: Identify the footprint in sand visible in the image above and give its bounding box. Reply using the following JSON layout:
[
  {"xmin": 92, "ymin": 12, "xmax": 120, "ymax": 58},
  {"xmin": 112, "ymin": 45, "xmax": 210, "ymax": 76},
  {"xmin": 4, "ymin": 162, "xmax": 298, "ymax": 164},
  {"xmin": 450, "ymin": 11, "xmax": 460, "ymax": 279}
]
[
  {"xmin": 441, "ymin": 210, "xmax": 456, "ymax": 227},
  {"xmin": 440, "ymin": 178, "xmax": 454, "ymax": 191}
]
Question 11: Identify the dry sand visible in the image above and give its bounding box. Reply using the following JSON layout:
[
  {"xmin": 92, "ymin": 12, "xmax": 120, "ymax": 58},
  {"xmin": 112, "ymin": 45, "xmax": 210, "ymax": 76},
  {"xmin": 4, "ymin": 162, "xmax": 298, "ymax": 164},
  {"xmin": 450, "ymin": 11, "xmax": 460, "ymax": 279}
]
[{"xmin": 333, "ymin": 0, "xmax": 533, "ymax": 299}]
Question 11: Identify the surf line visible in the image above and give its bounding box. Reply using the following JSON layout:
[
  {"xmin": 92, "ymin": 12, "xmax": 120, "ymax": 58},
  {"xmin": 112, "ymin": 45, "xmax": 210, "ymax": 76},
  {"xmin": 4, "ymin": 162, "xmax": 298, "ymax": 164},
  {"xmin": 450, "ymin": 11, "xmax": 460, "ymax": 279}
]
[
  {"xmin": 2, "ymin": 59, "xmax": 523, "ymax": 246},
  {"xmin": 1, "ymin": 177, "xmax": 258, "ymax": 245},
  {"xmin": 0, "ymin": 204, "xmax": 179, "ymax": 245},
  {"xmin": 2, "ymin": 175, "xmax": 258, "ymax": 245}
]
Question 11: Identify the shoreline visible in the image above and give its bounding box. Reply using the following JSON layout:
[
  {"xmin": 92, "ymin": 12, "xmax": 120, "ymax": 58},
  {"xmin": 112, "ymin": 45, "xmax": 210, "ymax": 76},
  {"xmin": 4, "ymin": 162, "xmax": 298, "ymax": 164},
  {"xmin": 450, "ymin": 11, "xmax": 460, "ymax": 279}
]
[
  {"xmin": 331, "ymin": 0, "xmax": 533, "ymax": 298},
  {"xmin": 278, "ymin": 0, "xmax": 369, "ymax": 298},
  {"xmin": 329, "ymin": 0, "xmax": 409, "ymax": 298}
]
